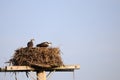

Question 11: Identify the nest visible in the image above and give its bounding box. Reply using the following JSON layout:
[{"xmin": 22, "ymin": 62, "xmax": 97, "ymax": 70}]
[{"xmin": 9, "ymin": 47, "xmax": 64, "ymax": 68}]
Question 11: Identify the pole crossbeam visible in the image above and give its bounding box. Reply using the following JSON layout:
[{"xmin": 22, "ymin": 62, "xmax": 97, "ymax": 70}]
[
  {"xmin": 0, "ymin": 64, "xmax": 80, "ymax": 80},
  {"xmin": 0, "ymin": 65, "xmax": 80, "ymax": 72}
]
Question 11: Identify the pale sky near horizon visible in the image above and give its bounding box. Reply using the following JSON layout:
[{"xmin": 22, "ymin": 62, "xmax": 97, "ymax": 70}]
[{"xmin": 0, "ymin": 0, "xmax": 120, "ymax": 80}]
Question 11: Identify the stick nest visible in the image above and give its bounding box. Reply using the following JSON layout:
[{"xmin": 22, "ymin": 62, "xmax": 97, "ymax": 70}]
[{"xmin": 9, "ymin": 47, "xmax": 64, "ymax": 68}]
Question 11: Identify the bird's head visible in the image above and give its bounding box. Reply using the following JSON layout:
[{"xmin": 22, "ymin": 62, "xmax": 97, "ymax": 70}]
[
  {"xmin": 30, "ymin": 39, "xmax": 35, "ymax": 42},
  {"xmin": 48, "ymin": 42, "xmax": 52, "ymax": 44},
  {"xmin": 47, "ymin": 42, "xmax": 52, "ymax": 46},
  {"xmin": 44, "ymin": 42, "xmax": 52, "ymax": 46}
]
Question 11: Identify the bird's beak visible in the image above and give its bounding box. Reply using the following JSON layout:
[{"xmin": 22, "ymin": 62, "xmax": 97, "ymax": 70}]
[{"xmin": 49, "ymin": 42, "xmax": 52, "ymax": 44}]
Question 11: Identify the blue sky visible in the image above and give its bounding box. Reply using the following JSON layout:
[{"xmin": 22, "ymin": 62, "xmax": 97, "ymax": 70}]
[{"xmin": 0, "ymin": 0, "xmax": 120, "ymax": 80}]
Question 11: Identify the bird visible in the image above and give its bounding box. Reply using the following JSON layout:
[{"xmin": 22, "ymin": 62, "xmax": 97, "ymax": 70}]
[
  {"xmin": 27, "ymin": 39, "xmax": 34, "ymax": 48},
  {"xmin": 36, "ymin": 42, "xmax": 52, "ymax": 47}
]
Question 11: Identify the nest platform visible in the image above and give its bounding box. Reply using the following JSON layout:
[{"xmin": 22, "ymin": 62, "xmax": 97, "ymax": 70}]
[{"xmin": 9, "ymin": 47, "xmax": 63, "ymax": 68}]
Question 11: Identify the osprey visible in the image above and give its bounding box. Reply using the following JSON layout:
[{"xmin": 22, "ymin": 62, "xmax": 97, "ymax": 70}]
[
  {"xmin": 36, "ymin": 42, "xmax": 52, "ymax": 47},
  {"xmin": 27, "ymin": 39, "xmax": 34, "ymax": 48}
]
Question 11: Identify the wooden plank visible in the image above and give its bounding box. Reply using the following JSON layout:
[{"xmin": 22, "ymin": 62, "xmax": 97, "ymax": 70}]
[{"xmin": 0, "ymin": 64, "xmax": 80, "ymax": 72}]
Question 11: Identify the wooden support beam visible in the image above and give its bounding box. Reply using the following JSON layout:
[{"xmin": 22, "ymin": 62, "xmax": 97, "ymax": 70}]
[
  {"xmin": 0, "ymin": 65, "xmax": 80, "ymax": 80},
  {"xmin": 0, "ymin": 64, "xmax": 80, "ymax": 72},
  {"xmin": 37, "ymin": 71, "xmax": 46, "ymax": 80}
]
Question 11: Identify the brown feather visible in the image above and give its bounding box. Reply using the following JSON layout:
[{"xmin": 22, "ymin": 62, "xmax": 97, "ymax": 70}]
[
  {"xmin": 36, "ymin": 42, "xmax": 51, "ymax": 47},
  {"xmin": 27, "ymin": 39, "xmax": 34, "ymax": 48}
]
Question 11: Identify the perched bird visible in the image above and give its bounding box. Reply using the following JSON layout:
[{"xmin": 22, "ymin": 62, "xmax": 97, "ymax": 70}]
[
  {"xmin": 36, "ymin": 42, "xmax": 52, "ymax": 47},
  {"xmin": 27, "ymin": 39, "xmax": 34, "ymax": 48}
]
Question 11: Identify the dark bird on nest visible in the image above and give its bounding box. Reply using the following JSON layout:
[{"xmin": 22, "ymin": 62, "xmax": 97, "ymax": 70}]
[
  {"xmin": 27, "ymin": 39, "xmax": 34, "ymax": 48},
  {"xmin": 36, "ymin": 42, "xmax": 52, "ymax": 47}
]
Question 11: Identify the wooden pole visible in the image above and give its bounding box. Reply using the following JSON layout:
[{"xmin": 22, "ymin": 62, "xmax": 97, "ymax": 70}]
[{"xmin": 37, "ymin": 70, "xmax": 46, "ymax": 80}]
